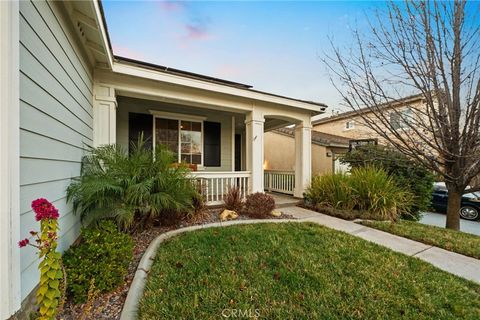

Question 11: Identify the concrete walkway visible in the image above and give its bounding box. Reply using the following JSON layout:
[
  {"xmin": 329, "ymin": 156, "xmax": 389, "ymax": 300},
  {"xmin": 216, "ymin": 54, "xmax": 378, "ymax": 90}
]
[{"xmin": 281, "ymin": 206, "xmax": 480, "ymax": 284}]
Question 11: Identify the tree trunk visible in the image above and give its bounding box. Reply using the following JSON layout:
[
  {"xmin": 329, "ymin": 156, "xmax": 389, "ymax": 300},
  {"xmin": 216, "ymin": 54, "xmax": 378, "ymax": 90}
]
[{"xmin": 446, "ymin": 189, "xmax": 461, "ymax": 230}]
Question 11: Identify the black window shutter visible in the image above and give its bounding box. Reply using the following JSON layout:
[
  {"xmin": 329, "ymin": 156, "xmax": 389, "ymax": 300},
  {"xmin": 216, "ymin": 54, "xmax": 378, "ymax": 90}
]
[
  {"xmin": 204, "ymin": 121, "xmax": 221, "ymax": 166},
  {"xmin": 128, "ymin": 112, "xmax": 153, "ymax": 153}
]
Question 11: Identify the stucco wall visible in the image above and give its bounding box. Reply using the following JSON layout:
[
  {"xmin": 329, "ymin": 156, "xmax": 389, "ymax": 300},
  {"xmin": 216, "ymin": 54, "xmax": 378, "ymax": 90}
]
[
  {"xmin": 313, "ymin": 100, "xmax": 427, "ymax": 144},
  {"xmin": 116, "ymin": 96, "xmax": 235, "ymax": 172},
  {"xmin": 264, "ymin": 132, "xmax": 334, "ymax": 175},
  {"xmin": 19, "ymin": 0, "xmax": 93, "ymax": 300}
]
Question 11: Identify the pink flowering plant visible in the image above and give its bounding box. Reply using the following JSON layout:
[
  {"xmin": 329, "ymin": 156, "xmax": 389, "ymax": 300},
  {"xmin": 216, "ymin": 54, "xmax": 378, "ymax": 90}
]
[{"xmin": 19, "ymin": 198, "xmax": 64, "ymax": 320}]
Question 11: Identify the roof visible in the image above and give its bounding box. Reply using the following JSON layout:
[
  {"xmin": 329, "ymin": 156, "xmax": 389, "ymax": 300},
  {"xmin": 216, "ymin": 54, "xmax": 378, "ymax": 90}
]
[
  {"xmin": 312, "ymin": 93, "xmax": 424, "ymax": 126},
  {"xmin": 114, "ymin": 56, "xmax": 253, "ymax": 89},
  {"xmin": 114, "ymin": 56, "xmax": 328, "ymax": 110},
  {"xmin": 273, "ymin": 127, "xmax": 350, "ymax": 148}
]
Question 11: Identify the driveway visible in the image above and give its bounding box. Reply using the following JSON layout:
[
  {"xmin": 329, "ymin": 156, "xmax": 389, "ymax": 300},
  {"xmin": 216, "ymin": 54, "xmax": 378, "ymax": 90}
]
[{"xmin": 420, "ymin": 212, "xmax": 480, "ymax": 236}]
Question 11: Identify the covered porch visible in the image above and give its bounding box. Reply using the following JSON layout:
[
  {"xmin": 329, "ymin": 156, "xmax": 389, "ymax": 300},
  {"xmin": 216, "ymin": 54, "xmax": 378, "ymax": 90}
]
[{"xmin": 92, "ymin": 58, "xmax": 325, "ymax": 204}]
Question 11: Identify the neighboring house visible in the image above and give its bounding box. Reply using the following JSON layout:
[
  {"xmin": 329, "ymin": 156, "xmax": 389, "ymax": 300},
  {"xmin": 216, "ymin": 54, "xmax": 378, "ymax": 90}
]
[
  {"xmin": 312, "ymin": 93, "xmax": 427, "ymax": 143},
  {"xmin": 0, "ymin": 1, "xmax": 326, "ymax": 318},
  {"xmin": 264, "ymin": 127, "xmax": 349, "ymax": 178}
]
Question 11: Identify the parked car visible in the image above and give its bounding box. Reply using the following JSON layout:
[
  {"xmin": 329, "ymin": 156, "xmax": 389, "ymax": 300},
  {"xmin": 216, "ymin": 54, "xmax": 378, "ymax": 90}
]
[{"xmin": 431, "ymin": 182, "xmax": 480, "ymax": 220}]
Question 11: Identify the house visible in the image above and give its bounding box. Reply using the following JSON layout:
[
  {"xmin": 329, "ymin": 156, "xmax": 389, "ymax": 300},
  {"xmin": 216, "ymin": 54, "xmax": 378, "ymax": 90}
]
[
  {"xmin": 0, "ymin": 1, "xmax": 326, "ymax": 318},
  {"xmin": 263, "ymin": 128, "xmax": 350, "ymax": 193},
  {"xmin": 311, "ymin": 93, "xmax": 426, "ymax": 143},
  {"xmin": 262, "ymin": 94, "xmax": 428, "ymax": 185}
]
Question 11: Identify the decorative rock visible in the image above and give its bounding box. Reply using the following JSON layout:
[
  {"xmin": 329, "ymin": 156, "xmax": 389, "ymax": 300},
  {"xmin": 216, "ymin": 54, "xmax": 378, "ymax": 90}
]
[
  {"xmin": 219, "ymin": 209, "xmax": 239, "ymax": 221},
  {"xmin": 271, "ymin": 210, "xmax": 282, "ymax": 217}
]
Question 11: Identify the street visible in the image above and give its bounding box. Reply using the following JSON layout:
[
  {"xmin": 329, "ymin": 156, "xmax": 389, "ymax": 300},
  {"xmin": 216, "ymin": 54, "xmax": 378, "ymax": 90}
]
[{"xmin": 420, "ymin": 212, "xmax": 480, "ymax": 236}]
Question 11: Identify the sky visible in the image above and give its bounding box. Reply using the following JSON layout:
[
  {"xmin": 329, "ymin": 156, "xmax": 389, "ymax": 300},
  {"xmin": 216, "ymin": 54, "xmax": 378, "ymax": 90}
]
[{"xmin": 102, "ymin": 0, "xmax": 387, "ymax": 115}]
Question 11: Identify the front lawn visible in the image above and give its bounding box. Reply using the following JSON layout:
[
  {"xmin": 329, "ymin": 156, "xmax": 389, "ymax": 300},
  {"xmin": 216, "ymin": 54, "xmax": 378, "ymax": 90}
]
[
  {"xmin": 139, "ymin": 223, "xmax": 480, "ymax": 319},
  {"xmin": 360, "ymin": 220, "xmax": 480, "ymax": 260}
]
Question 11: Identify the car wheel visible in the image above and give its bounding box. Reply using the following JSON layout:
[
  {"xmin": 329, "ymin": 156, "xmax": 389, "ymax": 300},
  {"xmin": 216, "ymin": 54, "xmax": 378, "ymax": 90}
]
[{"xmin": 459, "ymin": 206, "xmax": 479, "ymax": 221}]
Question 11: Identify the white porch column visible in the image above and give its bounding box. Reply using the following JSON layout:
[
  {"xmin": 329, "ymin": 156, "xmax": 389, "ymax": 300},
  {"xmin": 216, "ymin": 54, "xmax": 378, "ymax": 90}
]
[
  {"xmin": 0, "ymin": 0, "xmax": 21, "ymax": 318},
  {"xmin": 294, "ymin": 122, "xmax": 312, "ymax": 198},
  {"xmin": 93, "ymin": 83, "xmax": 117, "ymax": 146},
  {"xmin": 245, "ymin": 111, "xmax": 264, "ymax": 193}
]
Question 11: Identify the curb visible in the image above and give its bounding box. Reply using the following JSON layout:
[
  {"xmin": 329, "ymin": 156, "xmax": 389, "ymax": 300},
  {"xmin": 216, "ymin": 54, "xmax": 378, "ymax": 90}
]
[{"xmin": 119, "ymin": 218, "xmax": 297, "ymax": 320}]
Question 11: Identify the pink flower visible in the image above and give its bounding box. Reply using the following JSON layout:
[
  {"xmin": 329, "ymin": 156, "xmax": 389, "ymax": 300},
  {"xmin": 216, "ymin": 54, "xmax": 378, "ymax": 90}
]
[
  {"xmin": 31, "ymin": 198, "xmax": 59, "ymax": 221},
  {"xmin": 18, "ymin": 238, "xmax": 29, "ymax": 248}
]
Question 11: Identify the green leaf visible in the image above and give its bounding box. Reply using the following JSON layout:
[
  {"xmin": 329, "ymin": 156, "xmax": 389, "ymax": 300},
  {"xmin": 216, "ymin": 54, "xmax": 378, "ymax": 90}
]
[
  {"xmin": 45, "ymin": 289, "xmax": 56, "ymax": 300},
  {"xmin": 37, "ymin": 285, "xmax": 48, "ymax": 296},
  {"xmin": 49, "ymin": 280, "xmax": 59, "ymax": 289},
  {"xmin": 47, "ymin": 270, "xmax": 57, "ymax": 279}
]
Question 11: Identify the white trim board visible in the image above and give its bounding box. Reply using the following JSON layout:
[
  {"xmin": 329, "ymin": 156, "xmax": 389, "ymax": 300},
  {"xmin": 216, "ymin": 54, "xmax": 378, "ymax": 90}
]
[{"xmin": 0, "ymin": 1, "xmax": 21, "ymax": 318}]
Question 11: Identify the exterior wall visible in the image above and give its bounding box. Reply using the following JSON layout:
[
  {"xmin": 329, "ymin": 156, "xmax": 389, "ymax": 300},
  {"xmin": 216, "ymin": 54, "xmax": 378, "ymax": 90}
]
[
  {"xmin": 264, "ymin": 132, "xmax": 334, "ymax": 175},
  {"xmin": 19, "ymin": 0, "xmax": 93, "ymax": 300},
  {"xmin": 116, "ymin": 96, "xmax": 234, "ymax": 171},
  {"xmin": 313, "ymin": 100, "xmax": 427, "ymax": 144}
]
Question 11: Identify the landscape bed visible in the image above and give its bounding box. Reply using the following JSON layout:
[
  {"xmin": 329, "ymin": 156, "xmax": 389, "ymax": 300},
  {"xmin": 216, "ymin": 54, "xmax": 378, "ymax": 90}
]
[{"xmin": 139, "ymin": 223, "xmax": 480, "ymax": 319}]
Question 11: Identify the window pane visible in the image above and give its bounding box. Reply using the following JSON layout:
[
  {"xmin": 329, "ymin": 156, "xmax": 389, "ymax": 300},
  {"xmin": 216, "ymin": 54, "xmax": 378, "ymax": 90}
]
[
  {"xmin": 191, "ymin": 154, "xmax": 201, "ymax": 164},
  {"xmin": 181, "ymin": 131, "xmax": 192, "ymax": 143},
  {"xmin": 181, "ymin": 154, "xmax": 191, "ymax": 163},
  {"xmin": 181, "ymin": 142, "xmax": 191, "ymax": 153},
  {"xmin": 181, "ymin": 121, "xmax": 191, "ymax": 131},
  {"xmin": 191, "ymin": 122, "xmax": 201, "ymax": 132},
  {"xmin": 191, "ymin": 132, "xmax": 201, "ymax": 153}
]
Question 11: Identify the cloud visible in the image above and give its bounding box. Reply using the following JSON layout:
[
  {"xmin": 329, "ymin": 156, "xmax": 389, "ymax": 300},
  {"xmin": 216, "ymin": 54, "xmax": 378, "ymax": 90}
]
[
  {"xmin": 158, "ymin": 1, "xmax": 186, "ymax": 12},
  {"xmin": 112, "ymin": 44, "xmax": 146, "ymax": 61},
  {"xmin": 184, "ymin": 23, "xmax": 212, "ymax": 40}
]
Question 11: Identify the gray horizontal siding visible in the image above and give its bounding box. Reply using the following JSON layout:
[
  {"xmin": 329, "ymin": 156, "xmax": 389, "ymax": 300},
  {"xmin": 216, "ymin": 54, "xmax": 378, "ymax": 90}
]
[{"xmin": 19, "ymin": 0, "xmax": 93, "ymax": 300}]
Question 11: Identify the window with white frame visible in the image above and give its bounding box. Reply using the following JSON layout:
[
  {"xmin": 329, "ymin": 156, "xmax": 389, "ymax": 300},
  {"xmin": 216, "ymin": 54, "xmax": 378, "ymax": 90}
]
[
  {"xmin": 154, "ymin": 117, "xmax": 203, "ymax": 165},
  {"xmin": 345, "ymin": 120, "xmax": 355, "ymax": 129},
  {"xmin": 390, "ymin": 108, "xmax": 412, "ymax": 130}
]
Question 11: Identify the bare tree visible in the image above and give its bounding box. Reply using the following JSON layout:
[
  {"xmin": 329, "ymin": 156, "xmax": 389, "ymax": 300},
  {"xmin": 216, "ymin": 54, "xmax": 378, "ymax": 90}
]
[{"xmin": 325, "ymin": 0, "xmax": 480, "ymax": 230}]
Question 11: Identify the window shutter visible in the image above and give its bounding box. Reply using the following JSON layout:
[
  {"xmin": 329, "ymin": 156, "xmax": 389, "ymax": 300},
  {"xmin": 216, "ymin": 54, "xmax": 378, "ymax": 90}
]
[
  {"xmin": 128, "ymin": 112, "xmax": 153, "ymax": 153},
  {"xmin": 204, "ymin": 121, "xmax": 221, "ymax": 166}
]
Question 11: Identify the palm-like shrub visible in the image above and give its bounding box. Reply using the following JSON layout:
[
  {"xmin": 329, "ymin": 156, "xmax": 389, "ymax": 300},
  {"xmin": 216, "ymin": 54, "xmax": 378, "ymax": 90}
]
[
  {"xmin": 67, "ymin": 138, "xmax": 197, "ymax": 231},
  {"xmin": 305, "ymin": 173, "xmax": 353, "ymax": 210}
]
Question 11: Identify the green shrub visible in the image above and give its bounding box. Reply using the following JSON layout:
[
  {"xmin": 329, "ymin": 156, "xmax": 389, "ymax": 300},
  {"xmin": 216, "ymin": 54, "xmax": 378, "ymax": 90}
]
[
  {"xmin": 341, "ymin": 145, "xmax": 434, "ymax": 220},
  {"xmin": 67, "ymin": 137, "xmax": 198, "ymax": 231},
  {"xmin": 349, "ymin": 166, "xmax": 413, "ymax": 221},
  {"xmin": 63, "ymin": 221, "xmax": 133, "ymax": 304},
  {"xmin": 306, "ymin": 167, "xmax": 414, "ymax": 221},
  {"xmin": 243, "ymin": 192, "xmax": 275, "ymax": 218},
  {"xmin": 305, "ymin": 173, "xmax": 353, "ymax": 210}
]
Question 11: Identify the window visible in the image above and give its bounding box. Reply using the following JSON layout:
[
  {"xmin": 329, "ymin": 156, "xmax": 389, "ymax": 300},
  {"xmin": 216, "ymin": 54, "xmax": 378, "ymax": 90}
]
[
  {"xmin": 390, "ymin": 108, "xmax": 412, "ymax": 130},
  {"xmin": 154, "ymin": 117, "xmax": 202, "ymax": 165},
  {"xmin": 345, "ymin": 120, "xmax": 355, "ymax": 129}
]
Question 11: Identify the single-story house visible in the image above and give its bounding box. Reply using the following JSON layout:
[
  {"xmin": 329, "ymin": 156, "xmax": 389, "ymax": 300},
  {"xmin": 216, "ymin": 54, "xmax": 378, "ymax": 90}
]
[
  {"xmin": 0, "ymin": 0, "xmax": 326, "ymax": 317},
  {"xmin": 263, "ymin": 128, "xmax": 350, "ymax": 193}
]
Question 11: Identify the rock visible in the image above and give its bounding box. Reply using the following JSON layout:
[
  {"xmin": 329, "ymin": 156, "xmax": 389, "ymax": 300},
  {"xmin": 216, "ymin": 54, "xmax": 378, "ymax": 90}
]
[
  {"xmin": 271, "ymin": 210, "xmax": 282, "ymax": 217},
  {"xmin": 219, "ymin": 209, "xmax": 238, "ymax": 221}
]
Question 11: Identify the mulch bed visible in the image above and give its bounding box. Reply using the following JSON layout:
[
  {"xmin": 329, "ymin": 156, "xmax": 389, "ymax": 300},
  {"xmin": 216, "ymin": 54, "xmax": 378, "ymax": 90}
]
[{"xmin": 58, "ymin": 208, "xmax": 294, "ymax": 320}]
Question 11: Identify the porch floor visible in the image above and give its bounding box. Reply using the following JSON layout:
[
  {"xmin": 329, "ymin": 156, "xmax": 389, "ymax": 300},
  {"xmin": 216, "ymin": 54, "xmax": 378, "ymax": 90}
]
[{"xmin": 267, "ymin": 192, "xmax": 301, "ymax": 208}]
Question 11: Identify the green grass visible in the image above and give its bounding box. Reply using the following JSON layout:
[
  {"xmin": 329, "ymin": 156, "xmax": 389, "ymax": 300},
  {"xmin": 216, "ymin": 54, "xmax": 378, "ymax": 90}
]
[
  {"xmin": 360, "ymin": 220, "xmax": 480, "ymax": 260},
  {"xmin": 139, "ymin": 223, "xmax": 480, "ymax": 319}
]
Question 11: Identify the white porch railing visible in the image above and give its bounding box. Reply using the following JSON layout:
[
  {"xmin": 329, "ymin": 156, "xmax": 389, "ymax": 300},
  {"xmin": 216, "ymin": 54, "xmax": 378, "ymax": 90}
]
[
  {"xmin": 190, "ymin": 171, "xmax": 251, "ymax": 205},
  {"xmin": 264, "ymin": 170, "xmax": 295, "ymax": 195}
]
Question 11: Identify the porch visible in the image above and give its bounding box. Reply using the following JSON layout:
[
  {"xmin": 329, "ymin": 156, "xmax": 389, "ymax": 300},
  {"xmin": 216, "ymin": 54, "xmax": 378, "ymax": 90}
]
[{"xmin": 92, "ymin": 59, "xmax": 325, "ymax": 205}]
